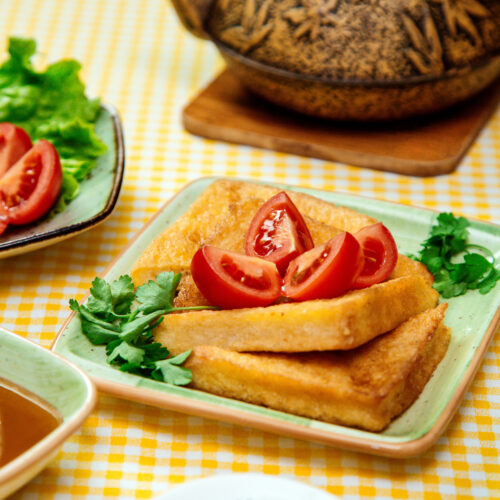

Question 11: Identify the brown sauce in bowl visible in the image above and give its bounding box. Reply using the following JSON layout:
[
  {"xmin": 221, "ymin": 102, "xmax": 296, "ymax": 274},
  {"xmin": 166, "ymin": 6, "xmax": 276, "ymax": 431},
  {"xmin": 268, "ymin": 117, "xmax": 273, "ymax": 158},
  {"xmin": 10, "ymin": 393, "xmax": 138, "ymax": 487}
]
[{"xmin": 0, "ymin": 378, "xmax": 61, "ymax": 467}]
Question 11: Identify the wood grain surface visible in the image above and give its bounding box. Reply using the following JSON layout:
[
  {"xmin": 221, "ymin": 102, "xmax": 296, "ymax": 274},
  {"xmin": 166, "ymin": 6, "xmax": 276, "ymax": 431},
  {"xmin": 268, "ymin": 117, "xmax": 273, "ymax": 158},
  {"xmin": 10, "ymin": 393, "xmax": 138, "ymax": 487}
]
[{"xmin": 183, "ymin": 70, "xmax": 500, "ymax": 177}]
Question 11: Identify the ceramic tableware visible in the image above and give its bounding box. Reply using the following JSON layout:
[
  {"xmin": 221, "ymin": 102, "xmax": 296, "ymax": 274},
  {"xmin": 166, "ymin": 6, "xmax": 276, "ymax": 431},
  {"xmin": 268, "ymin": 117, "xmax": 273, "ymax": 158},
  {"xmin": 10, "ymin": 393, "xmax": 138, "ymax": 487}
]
[
  {"xmin": 154, "ymin": 473, "xmax": 339, "ymax": 499},
  {"xmin": 0, "ymin": 328, "xmax": 95, "ymax": 498},
  {"xmin": 52, "ymin": 177, "xmax": 500, "ymax": 457},
  {"xmin": 171, "ymin": 0, "xmax": 500, "ymax": 120},
  {"xmin": 0, "ymin": 104, "xmax": 125, "ymax": 259}
]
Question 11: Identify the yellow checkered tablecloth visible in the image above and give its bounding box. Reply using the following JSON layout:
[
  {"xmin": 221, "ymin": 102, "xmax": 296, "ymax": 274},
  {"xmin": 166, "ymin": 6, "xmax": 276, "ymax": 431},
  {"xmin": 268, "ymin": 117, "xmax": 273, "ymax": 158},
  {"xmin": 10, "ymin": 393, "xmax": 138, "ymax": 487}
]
[{"xmin": 0, "ymin": 0, "xmax": 499, "ymax": 498}]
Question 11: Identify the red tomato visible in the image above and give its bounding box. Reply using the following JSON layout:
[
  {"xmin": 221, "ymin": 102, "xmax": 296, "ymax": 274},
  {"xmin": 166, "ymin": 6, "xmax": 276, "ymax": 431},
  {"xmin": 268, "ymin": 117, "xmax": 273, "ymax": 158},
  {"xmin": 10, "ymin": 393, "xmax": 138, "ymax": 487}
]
[
  {"xmin": 352, "ymin": 223, "xmax": 398, "ymax": 289},
  {"xmin": 0, "ymin": 123, "xmax": 33, "ymax": 178},
  {"xmin": 283, "ymin": 232, "xmax": 364, "ymax": 301},
  {"xmin": 191, "ymin": 246, "xmax": 282, "ymax": 309},
  {"xmin": 0, "ymin": 204, "xmax": 7, "ymax": 236},
  {"xmin": 245, "ymin": 192, "xmax": 314, "ymax": 275},
  {"xmin": 0, "ymin": 140, "xmax": 62, "ymax": 226}
]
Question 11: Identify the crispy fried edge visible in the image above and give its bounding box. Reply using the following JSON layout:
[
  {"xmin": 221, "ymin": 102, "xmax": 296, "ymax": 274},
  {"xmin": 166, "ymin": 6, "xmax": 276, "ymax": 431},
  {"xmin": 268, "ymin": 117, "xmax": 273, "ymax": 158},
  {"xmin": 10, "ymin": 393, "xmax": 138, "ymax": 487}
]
[
  {"xmin": 156, "ymin": 275, "xmax": 439, "ymax": 353},
  {"xmin": 131, "ymin": 179, "xmax": 378, "ymax": 286},
  {"xmin": 185, "ymin": 304, "xmax": 450, "ymax": 431}
]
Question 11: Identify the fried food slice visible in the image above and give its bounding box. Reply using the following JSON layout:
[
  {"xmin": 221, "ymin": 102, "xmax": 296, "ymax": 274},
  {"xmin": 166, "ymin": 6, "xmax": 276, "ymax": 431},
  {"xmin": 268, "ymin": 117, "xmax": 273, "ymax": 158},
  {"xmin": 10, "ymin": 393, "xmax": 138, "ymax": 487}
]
[
  {"xmin": 391, "ymin": 253, "xmax": 434, "ymax": 286},
  {"xmin": 185, "ymin": 304, "xmax": 450, "ymax": 431},
  {"xmin": 131, "ymin": 179, "xmax": 430, "ymax": 292},
  {"xmin": 131, "ymin": 179, "xmax": 376, "ymax": 286},
  {"xmin": 157, "ymin": 274, "xmax": 439, "ymax": 353},
  {"xmin": 201, "ymin": 197, "xmax": 342, "ymax": 258},
  {"xmin": 131, "ymin": 178, "xmax": 432, "ymax": 307},
  {"xmin": 171, "ymin": 250, "xmax": 433, "ymax": 309},
  {"xmin": 226, "ymin": 180, "xmax": 377, "ymax": 231}
]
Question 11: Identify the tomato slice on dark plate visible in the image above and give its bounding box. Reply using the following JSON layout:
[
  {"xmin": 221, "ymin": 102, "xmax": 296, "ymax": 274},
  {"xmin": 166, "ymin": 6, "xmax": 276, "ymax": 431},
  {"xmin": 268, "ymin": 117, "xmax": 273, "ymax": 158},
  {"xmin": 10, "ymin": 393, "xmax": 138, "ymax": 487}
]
[
  {"xmin": 0, "ymin": 204, "xmax": 8, "ymax": 236},
  {"xmin": 0, "ymin": 123, "xmax": 33, "ymax": 178},
  {"xmin": 283, "ymin": 232, "xmax": 364, "ymax": 301},
  {"xmin": 0, "ymin": 140, "xmax": 62, "ymax": 226},
  {"xmin": 191, "ymin": 246, "xmax": 282, "ymax": 309},
  {"xmin": 245, "ymin": 192, "xmax": 314, "ymax": 275},
  {"xmin": 352, "ymin": 222, "xmax": 398, "ymax": 289}
]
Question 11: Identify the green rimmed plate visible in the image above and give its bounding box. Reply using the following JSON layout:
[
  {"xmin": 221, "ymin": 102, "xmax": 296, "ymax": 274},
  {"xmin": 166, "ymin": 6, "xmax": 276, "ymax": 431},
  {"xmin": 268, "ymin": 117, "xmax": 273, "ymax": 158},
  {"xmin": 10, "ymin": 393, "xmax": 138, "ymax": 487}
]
[
  {"xmin": 0, "ymin": 104, "xmax": 124, "ymax": 259},
  {"xmin": 51, "ymin": 177, "xmax": 500, "ymax": 458},
  {"xmin": 0, "ymin": 327, "xmax": 96, "ymax": 498}
]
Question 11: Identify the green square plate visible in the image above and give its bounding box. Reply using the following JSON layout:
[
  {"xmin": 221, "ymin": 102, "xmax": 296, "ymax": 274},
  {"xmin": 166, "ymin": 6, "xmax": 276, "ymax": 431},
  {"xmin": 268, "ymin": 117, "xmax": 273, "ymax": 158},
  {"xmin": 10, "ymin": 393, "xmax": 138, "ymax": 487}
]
[
  {"xmin": 52, "ymin": 177, "xmax": 500, "ymax": 458},
  {"xmin": 0, "ymin": 104, "xmax": 124, "ymax": 259},
  {"xmin": 0, "ymin": 327, "xmax": 95, "ymax": 497}
]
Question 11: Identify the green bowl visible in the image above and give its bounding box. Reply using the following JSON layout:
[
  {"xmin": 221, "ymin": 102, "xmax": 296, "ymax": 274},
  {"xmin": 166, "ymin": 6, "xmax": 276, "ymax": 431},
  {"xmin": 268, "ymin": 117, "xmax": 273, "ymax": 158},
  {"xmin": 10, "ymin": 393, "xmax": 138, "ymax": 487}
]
[{"xmin": 0, "ymin": 328, "xmax": 95, "ymax": 498}]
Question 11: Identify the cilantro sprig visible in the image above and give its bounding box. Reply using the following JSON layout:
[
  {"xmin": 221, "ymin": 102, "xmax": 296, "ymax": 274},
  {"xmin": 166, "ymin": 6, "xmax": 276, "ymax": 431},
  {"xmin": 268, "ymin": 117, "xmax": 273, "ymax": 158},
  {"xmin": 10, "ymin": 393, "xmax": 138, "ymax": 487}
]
[
  {"xmin": 70, "ymin": 272, "xmax": 216, "ymax": 386},
  {"xmin": 414, "ymin": 213, "xmax": 500, "ymax": 298}
]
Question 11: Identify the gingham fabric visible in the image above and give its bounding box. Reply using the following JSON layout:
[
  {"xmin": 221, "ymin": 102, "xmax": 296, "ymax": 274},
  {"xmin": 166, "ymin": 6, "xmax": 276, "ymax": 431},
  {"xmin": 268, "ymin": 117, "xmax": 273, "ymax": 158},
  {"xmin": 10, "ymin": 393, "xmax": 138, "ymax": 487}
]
[{"xmin": 0, "ymin": 1, "xmax": 499, "ymax": 498}]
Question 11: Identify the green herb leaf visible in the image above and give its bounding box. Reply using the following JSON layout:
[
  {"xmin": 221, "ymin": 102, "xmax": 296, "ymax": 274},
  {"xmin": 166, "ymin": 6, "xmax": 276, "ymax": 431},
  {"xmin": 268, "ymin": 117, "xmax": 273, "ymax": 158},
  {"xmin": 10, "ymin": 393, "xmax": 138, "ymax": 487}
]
[
  {"xmin": 414, "ymin": 213, "xmax": 499, "ymax": 298},
  {"xmin": 87, "ymin": 277, "xmax": 114, "ymax": 318},
  {"xmin": 69, "ymin": 272, "xmax": 212, "ymax": 385},
  {"xmin": 107, "ymin": 341, "xmax": 145, "ymax": 366},
  {"xmin": 118, "ymin": 311, "xmax": 165, "ymax": 342},
  {"xmin": 111, "ymin": 275, "xmax": 135, "ymax": 315},
  {"xmin": 433, "ymin": 272, "xmax": 468, "ymax": 298},
  {"xmin": 142, "ymin": 342, "xmax": 170, "ymax": 362},
  {"xmin": 154, "ymin": 350, "xmax": 193, "ymax": 386},
  {"xmin": 69, "ymin": 299, "xmax": 120, "ymax": 345},
  {"xmin": 135, "ymin": 271, "xmax": 181, "ymax": 313},
  {"xmin": 80, "ymin": 319, "xmax": 120, "ymax": 345},
  {"xmin": 165, "ymin": 349, "xmax": 192, "ymax": 365},
  {"xmin": 70, "ymin": 274, "xmax": 213, "ymax": 386},
  {"xmin": 86, "ymin": 275, "xmax": 135, "ymax": 320},
  {"xmin": 478, "ymin": 268, "xmax": 500, "ymax": 295}
]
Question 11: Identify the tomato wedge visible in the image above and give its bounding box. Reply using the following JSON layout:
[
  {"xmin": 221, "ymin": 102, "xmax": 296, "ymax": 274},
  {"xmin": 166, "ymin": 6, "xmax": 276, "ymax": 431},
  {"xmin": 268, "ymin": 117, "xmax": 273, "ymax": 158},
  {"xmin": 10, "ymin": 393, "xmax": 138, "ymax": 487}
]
[
  {"xmin": 0, "ymin": 123, "xmax": 33, "ymax": 178},
  {"xmin": 352, "ymin": 223, "xmax": 398, "ymax": 289},
  {"xmin": 0, "ymin": 140, "xmax": 62, "ymax": 226},
  {"xmin": 245, "ymin": 192, "xmax": 314, "ymax": 275},
  {"xmin": 0, "ymin": 204, "xmax": 8, "ymax": 236},
  {"xmin": 283, "ymin": 232, "xmax": 364, "ymax": 301},
  {"xmin": 191, "ymin": 246, "xmax": 282, "ymax": 309}
]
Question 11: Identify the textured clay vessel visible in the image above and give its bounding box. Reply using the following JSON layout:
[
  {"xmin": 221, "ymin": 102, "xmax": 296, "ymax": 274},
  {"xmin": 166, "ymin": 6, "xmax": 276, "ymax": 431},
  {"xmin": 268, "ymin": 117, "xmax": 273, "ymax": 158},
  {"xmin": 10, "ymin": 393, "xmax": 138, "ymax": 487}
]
[{"xmin": 171, "ymin": 0, "xmax": 500, "ymax": 121}]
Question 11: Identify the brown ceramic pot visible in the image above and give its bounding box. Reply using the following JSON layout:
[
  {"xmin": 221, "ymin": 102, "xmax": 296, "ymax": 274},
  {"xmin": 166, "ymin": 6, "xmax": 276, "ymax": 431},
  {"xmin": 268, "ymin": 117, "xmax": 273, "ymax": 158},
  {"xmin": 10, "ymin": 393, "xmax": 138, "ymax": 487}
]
[{"xmin": 171, "ymin": 0, "xmax": 500, "ymax": 121}]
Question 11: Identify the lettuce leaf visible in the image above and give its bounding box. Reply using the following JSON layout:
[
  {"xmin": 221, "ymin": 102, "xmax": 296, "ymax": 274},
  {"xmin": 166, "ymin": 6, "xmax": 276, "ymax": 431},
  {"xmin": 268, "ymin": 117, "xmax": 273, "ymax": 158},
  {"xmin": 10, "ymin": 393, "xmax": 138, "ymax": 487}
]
[{"xmin": 0, "ymin": 36, "xmax": 106, "ymax": 211}]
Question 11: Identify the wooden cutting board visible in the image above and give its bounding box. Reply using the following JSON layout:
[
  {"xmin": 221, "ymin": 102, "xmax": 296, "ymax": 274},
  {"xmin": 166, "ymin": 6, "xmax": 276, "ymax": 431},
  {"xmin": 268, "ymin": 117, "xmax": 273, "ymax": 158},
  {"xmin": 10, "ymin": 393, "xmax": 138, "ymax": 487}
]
[{"xmin": 183, "ymin": 70, "xmax": 500, "ymax": 177}]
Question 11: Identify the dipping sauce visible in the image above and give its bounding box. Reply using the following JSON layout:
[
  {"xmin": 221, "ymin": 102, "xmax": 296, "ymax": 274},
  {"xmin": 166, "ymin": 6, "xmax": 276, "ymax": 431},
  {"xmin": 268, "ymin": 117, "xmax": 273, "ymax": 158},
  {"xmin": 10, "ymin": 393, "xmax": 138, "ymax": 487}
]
[{"xmin": 0, "ymin": 378, "xmax": 61, "ymax": 467}]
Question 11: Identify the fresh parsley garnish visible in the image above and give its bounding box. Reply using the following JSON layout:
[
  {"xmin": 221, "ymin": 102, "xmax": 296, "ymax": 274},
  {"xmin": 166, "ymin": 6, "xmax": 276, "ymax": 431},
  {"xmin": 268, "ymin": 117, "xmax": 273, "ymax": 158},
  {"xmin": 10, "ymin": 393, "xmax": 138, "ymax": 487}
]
[
  {"xmin": 70, "ymin": 272, "xmax": 216, "ymax": 385},
  {"xmin": 413, "ymin": 212, "xmax": 500, "ymax": 298},
  {"xmin": 0, "ymin": 36, "xmax": 107, "ymax": 213}
]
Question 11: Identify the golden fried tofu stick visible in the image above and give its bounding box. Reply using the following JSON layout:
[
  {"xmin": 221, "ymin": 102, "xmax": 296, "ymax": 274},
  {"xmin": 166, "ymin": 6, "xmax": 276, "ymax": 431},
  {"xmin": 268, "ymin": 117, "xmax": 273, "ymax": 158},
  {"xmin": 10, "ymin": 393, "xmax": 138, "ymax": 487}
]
[
  {"xmin": 170, "ymin": 250, "xmax": 433, "ymax": 310},
  {"xmin": 132, "ymin": 179, "xmax": 432, "ymax": 301},
  {"xmin": 185, "ymin": 304, "xmax": 450, "ymax": 432},
  {"xmin": 157, "ymin": 274, "xmax": 439, "ymax": 353},
  {"xmin": 131, "ymin": 179, "xmax": 376, "ymax": 286}
]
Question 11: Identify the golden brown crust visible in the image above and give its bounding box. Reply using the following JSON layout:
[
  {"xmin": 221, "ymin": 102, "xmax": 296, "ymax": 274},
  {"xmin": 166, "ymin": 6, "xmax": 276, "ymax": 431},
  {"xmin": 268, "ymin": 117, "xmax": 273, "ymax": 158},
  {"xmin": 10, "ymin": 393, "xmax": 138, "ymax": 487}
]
[
  {"xmin": 391, "ymin": 254, "xmax": 434, "ymax": 286},
  {"xmin": 158, "ymin": 275, "xmax": 439, "ymax": 353},
  {"xmin": 222, "ymin": 180, "xmax": 377, "ymax": 231},
  {"xmin": 130, "ymin": 179, "xmax": 376, "ymax": 286},
  {"xmin": 132, "ymin": 179, "xmax": 433, "ymax": 310},
  {"xmin": 133, "ymin": 179, "xmax": 450, "ymax": 432},
  {"xmin": 173, "ymin": 253, "xmax": 433, "ymax": 309},
  {"xmin": 186, "ymin": 304, "xmax": 450, "ymax": 431}
]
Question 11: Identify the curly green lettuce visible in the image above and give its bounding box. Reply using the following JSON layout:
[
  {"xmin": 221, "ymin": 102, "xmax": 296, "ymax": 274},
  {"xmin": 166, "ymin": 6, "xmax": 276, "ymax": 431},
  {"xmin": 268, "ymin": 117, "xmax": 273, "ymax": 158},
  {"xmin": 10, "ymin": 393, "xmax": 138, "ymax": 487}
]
[{"xmin": 0, "ymin": 37, "xmax": 107, "ymax": 212}]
